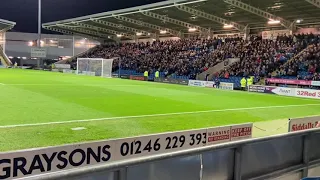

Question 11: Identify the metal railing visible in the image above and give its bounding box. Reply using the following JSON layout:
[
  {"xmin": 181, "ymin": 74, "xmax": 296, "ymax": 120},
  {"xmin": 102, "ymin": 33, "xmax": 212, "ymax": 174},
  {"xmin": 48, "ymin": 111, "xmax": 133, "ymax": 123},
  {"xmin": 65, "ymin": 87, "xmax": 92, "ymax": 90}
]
[{"xmin": 27, "ymin": 128, "xmax": 320, "ymax": 180}]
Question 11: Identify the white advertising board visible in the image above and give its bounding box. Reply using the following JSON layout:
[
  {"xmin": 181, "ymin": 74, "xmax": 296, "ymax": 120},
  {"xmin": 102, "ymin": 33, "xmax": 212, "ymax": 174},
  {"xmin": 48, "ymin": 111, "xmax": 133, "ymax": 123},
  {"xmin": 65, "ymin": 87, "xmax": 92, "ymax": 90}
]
[
  {"xmin": 295, "ymin": 88, "xmax": 320, "ymax": 99},
  {"xmin": 188, "ymin": 80, "xmax": 205, "ymax": 87},
  {"xmin": 31, "ymin": 48, "xmax": 47, "ymax": 58},
  {"xmin": 288, "ymin": 116, "xmax": 320, "ymax": 132},
  {"xmin": 270, "ymin": 86, "xmax": 296, "ymax": 96},
  {"xmin": 204, "ymin": 81, "xmax": 215, "ymax": 88},
  {"xmin": 0, "ymin": 140, "xmax": 117, "ymax": 179},
  {"xmin": 0, "ymin": 123, "xmax": 252, "ymax": 179},
  {"xmin": 188, "ymin": 80, "xmax": 234, "ymax": 90},
  {"xmin": 55, "ymin": 64, "xmax": 70, "ymax": 69},
  {"xmin": 219, "ymin": 82, "xmax": 234, "ymax": 90},
  {"xmin": 115, "ymin": 128, "xmax": 207, "ymax": 161},
  {"xmin": 249, "ymin": 85, "xmax": 320, "ymax": 100},
  {"xmin": 63, "ymin": 69, "xmax": 75, "ymax": 74},
  {"xmin": 311, "ymin": 81, "xmax": 320, "ymax": 86}
]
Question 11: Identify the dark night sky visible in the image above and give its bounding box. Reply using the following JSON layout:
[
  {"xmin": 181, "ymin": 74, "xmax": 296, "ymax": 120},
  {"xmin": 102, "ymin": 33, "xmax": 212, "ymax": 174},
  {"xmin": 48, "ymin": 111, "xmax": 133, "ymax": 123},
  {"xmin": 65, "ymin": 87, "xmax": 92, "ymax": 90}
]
[{"xmin": 0, "ymin": 0, "xmax": 164, "ymax": 33}]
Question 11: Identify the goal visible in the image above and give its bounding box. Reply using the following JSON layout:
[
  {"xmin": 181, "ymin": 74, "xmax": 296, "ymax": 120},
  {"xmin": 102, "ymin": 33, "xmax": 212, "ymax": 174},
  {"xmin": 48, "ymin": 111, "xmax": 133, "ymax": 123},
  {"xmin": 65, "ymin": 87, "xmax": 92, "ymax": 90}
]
[{"xmin": 76, "ymin": 58, "xmax": 114, "ymax": 78}]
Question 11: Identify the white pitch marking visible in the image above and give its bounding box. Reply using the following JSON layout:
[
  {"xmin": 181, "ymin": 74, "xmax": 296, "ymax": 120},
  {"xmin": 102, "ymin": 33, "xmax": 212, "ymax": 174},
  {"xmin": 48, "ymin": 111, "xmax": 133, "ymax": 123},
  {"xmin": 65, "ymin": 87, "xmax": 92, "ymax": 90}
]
[
  {"xmin": 0, "ymin": 83, "xmax": 5, "ymax": 85},
  {"xmin": 0, "ymin": 103, "xmax": 319, "ymax": 129},
  {"xmin": 71, "ymin": 127, "xmax": 86, "ymax": 131}
]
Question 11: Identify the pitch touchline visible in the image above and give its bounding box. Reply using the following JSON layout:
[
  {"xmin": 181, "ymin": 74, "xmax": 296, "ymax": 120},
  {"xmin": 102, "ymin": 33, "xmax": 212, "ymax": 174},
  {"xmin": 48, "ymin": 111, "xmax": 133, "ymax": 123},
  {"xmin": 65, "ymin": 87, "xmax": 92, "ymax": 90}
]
[{"xmin": 0, "ymin": 104, "xmax": 319, "ymax": 129}]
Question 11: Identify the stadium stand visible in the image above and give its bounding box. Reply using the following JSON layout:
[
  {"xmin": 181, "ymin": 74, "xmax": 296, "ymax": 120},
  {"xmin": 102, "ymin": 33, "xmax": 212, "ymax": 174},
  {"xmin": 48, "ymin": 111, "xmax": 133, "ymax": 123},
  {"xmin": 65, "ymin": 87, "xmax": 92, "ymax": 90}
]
[
  {"xmin": 69, "ymin": 34, "xmax": 319, "ymax": 88},
  {"xmin": 0, "ymin": 18, "xmax": 15, "ymax": 67},
  {"xmin": 42, "ymin": 0, "xmax": 320, "ymax": 86}
]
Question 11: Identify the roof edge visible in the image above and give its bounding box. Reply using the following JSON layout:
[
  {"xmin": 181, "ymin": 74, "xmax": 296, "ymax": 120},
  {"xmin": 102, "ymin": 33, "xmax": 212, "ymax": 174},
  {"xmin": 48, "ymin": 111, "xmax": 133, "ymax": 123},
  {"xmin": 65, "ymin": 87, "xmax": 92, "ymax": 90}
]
[
  {"xmin": 0, "ymin": 18, "xmax": 16, "ymax": 26},
  {"xmin": 42, "ymin": 0, "xmax": 196, "ymax": 26}
]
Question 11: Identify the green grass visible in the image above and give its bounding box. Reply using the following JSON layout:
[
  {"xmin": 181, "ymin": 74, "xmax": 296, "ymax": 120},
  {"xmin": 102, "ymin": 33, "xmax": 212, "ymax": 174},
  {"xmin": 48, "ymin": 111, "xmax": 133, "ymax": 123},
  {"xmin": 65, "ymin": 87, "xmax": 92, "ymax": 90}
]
[{"xmin": 0, "ymin": 69, "xmax": 319, "ymax": 152}]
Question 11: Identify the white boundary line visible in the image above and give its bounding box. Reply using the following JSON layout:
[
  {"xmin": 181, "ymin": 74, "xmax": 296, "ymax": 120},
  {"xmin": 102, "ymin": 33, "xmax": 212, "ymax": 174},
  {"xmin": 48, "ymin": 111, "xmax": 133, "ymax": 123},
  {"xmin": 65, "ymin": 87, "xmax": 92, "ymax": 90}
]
[{"xmin": 0, "ymin": 103, "xmax": 319, "ymax": 129}]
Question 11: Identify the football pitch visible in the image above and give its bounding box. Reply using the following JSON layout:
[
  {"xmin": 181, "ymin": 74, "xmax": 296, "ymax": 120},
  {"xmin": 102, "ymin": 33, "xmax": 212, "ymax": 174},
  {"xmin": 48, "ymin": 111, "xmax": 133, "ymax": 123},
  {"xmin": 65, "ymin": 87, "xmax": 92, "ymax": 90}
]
[{"xmin": 0, "ymin": 69, "xmax": 320, "ymax": 152}]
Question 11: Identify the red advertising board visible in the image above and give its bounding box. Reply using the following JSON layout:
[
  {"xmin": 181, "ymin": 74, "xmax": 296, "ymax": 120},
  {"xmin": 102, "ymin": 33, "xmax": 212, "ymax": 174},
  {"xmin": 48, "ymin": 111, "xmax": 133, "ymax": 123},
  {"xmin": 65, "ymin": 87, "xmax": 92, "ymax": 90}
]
[
  {"xmin": 206, "ymin": 126, "xmax": 231, "ymax": 145},
  {"xmin": 130, "ymin": 75, "xmax": 146, "ymax": 81},
  {"xmin": 267, "ymin": 78, "xmax": 312, "ymax": 86},
  {"xmin": 231, "ymin": 123, "xmax": 253, "ymax": 141},
  {"xmin": 289, "ymin": 116, "xmax": 320, "ymax": 132}
]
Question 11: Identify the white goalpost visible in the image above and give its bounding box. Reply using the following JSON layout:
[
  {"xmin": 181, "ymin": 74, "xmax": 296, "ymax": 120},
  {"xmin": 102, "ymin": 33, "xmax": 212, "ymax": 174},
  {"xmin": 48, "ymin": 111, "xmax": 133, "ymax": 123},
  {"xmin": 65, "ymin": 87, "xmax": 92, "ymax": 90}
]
[{"xmin": 76, "ymin": 58, "xmax": 114, "ymax": 78}]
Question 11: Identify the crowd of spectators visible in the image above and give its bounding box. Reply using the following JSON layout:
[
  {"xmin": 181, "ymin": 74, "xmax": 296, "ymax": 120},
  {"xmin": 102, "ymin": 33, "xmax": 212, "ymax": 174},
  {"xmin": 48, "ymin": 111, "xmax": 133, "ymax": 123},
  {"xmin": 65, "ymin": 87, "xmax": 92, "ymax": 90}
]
[
  {"xmin": 74, "ymin": 37, "xmax": 243, "ymax": 78},
  {"xmin": 73, "ymin": 33, "xmax": 320, "ymax": 81},
  {"xmin": 217, "ymin": 34, "xmax": 314, "ymax": 80},
  {"xmin": 273, "ymin": 35, "xmax": 320, "ymax": 81}
]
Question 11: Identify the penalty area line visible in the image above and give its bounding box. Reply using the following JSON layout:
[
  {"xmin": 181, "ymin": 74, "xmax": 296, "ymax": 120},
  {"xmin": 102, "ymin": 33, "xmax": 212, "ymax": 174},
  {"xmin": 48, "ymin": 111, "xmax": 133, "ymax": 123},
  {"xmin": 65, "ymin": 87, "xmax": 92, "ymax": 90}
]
[{"xmin": 0, "ymin": 103, "xmax": 320, "ymax": 129}]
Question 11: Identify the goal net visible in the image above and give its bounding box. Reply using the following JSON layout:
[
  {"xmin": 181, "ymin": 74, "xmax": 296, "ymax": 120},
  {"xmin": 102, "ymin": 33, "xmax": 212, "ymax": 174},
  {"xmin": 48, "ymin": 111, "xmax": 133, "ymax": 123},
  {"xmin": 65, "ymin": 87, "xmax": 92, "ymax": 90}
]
[{"xmin": 76, "ymin": 58, "xmax": 114, "ymax": 78}]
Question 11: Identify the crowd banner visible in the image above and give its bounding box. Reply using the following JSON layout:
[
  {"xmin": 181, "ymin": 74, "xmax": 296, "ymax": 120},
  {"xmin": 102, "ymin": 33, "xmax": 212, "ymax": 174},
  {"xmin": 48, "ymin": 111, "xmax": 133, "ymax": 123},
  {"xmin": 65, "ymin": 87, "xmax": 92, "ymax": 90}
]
[
  {"xmin": 261, "ymin": 30, "xmax": 292, "ymax": 40},
  {"xmin": 266, "ymin": 78, "xmax": 313, "ymax": 86},
  {"xmin": 249, "ymin": 85, "xmax": 320, "ymax": 99},
  {"xmin": 188, "ymin": 80, "xmax": 234, "ymax": 90},
  {"xmin": 0, "ymin": 123, "xmax": 252, "ymax": 179},
  {"xmin": 219, "ymin": 82, "xmax": 234, "ymax": 90},
  {"xmin": 288, "ymin": 116, "xmax": 320, "ymax": 132},
  {"xmin": 154, "ymin": 78, "xmax": 189, "ymax": 85}
]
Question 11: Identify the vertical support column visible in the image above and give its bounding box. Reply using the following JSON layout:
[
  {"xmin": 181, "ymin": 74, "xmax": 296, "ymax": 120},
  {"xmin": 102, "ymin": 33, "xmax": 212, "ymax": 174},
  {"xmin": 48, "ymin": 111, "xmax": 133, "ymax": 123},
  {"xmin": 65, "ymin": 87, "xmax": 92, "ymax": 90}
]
[
  {"xmin": 233, "ymin": 146, "xmax": 243, "ymax": 180},
  {"xmin": 3, "ymin": 32, "xmax": 6, "ymax": 54},
  {"xmin": 72, "ymin": 35, "xmax": 75, "ymax": 57},
  {"xmin": 37, "ymin": 0, "xmax": 42, "ymax": 68},
  {"xmin": 101, "ymin": 59, "xmax": 104, "ymax": 77},
  {"xmin": 302, "ymin": 135, "xmax": 310, "ymax": 178},
  {"xmin": 243, "ymin": 26, "xmax": 250, "ymax": 40},
  {"xmin": 76, "ymin": 58, "xmax": 79, "ymax": 74},
  {"xmin": 118, "ymin": 57, "xmax": 121, "ymax": 78},
  {"xmin": 118, "ymin": 167, "xmax": 127, "ymax": 180}
]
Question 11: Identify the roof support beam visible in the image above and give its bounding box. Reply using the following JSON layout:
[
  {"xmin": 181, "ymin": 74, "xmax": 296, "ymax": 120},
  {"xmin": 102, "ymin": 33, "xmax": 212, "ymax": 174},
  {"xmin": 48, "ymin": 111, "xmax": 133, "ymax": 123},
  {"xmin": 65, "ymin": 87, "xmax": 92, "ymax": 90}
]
[
  {"xmin": 91, "ymin": 19, "xmax": 152, "ymax": 36},
  {"xmin": 112, "ymin": 15, "xmax": 182, "ymax": 37},
  {"xmin": 43, "ymin": 26, "xmax": 102, "ymax": 41},
  {"xmin": 140, "ymin": 11, "xmax": 210, "ymax": 33},
  {"xmin": 304, "ymin": 0, "xmax": 320, "ymax": 8},
  {"xmin": 0, "ymin": 25, "xmax": 14, "ymax": 33},
  {"xmin": 224, "ymin": 0, "xmax": 293, "ymax": 29},
  {"xmin": 72, "ymin": 22, "xmax": 135, "ymax": 39},
  {"xmin": 43, "ymin": 26, "xmax": 73, "ymax": 35},
  {"xmin": 56, "ymin": 24, "xmax": 111, "ymax": 39},
  {"xmin": 175, "ymin": 5, "xmax": 246, "ymax": 31}
]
